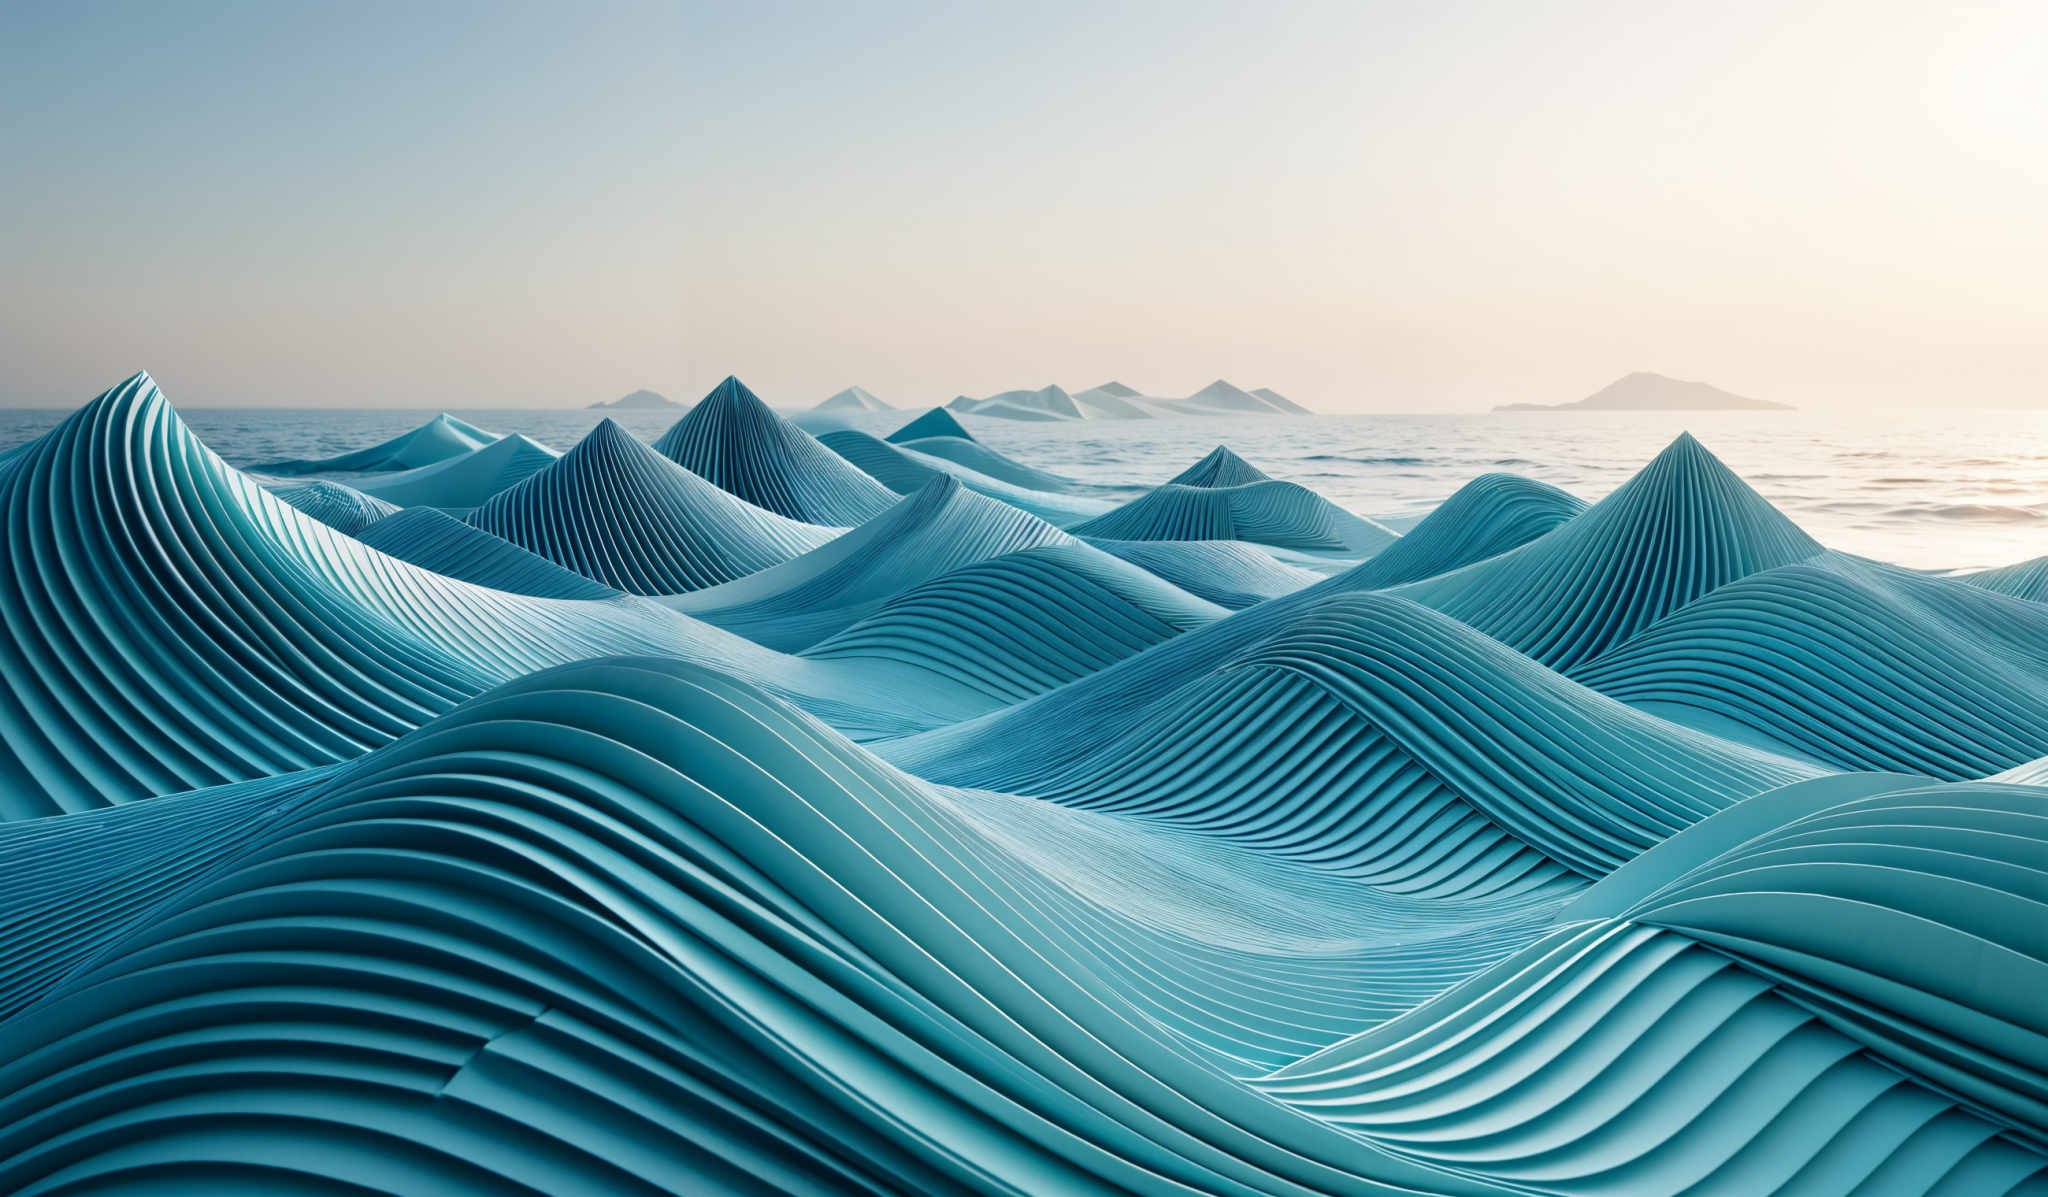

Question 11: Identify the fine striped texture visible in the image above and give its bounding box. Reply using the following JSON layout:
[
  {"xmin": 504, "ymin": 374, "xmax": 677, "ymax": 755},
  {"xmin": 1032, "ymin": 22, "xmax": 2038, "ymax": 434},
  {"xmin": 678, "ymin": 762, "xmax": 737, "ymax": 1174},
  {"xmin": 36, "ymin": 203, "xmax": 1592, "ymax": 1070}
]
[
  {"xmin": 1072, "ymin": 479, "xmax": 1401, "ymax": 556},
  {"xmin": 261, "ymin": 477, "xmax": 401, "ymax": 533},
  {"xmin": 652, "ymin": 375, "xmax": 898, "ymax": 524},
  {"xmin": 471, "ymin": 418, "xmax": 839, "ymax": 595},
  {"xmin": 4, "ymin": 375, "xmax": 2046, "ymax": 1195}
]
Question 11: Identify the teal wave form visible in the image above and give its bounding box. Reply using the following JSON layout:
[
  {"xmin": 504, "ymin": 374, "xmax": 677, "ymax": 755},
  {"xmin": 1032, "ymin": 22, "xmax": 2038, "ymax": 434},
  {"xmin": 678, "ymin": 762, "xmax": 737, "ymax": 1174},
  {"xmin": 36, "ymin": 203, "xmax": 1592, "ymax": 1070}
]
[
  {"xmin": 261, "ymin": 477, "xmax": 400, "ymax": 533},
  {"xmin": 653, "ymin": 376, "xmax": 899, "ymax": 524},
  {"xmin": 471, "ymin": 418, "xmax": 839, "ymax": 595},
  {"xmin": 254, "ymin": 411, "xmax": 496, "ymax": 475}
]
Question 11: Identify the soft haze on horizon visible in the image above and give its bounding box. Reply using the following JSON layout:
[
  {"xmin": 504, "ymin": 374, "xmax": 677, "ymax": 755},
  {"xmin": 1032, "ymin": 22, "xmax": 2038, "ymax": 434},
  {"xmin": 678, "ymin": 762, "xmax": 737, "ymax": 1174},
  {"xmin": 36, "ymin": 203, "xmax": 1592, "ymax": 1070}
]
[{"xmin": 3, "ymin": 0, "xmax": 2043, "ymax": 412}]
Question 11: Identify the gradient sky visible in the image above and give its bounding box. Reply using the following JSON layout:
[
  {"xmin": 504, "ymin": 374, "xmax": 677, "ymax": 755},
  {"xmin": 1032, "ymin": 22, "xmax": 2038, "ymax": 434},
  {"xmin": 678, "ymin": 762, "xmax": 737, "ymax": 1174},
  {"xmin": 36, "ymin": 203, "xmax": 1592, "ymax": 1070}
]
[{"xmin": 3, "ymin": 1, "xmax": 2043, "ymax": 411}]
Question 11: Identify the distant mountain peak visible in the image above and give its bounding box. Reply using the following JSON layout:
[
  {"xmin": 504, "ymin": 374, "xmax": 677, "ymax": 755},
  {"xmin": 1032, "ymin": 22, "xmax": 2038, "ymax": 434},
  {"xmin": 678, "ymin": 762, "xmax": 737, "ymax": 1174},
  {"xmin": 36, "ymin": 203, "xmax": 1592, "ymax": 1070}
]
[
  {"xmin": 587, "ymin": 389, "xmax": 679, "ymax": 411},
  {"xmin": 1497, "ymin": 372, "xmax": 1793, "ymax": 412},
  {"xmin": 815, "ymin": 386, "xmax": 894, "ymax": 413}
]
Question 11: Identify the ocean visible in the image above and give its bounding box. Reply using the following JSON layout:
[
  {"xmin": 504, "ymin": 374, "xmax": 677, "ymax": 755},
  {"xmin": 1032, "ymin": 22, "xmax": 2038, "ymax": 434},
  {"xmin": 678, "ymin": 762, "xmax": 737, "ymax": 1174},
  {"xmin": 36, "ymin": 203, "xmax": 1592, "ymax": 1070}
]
[{"xmin": 4, "ymin": 403, "xmax": 2045, "ymax": 572}]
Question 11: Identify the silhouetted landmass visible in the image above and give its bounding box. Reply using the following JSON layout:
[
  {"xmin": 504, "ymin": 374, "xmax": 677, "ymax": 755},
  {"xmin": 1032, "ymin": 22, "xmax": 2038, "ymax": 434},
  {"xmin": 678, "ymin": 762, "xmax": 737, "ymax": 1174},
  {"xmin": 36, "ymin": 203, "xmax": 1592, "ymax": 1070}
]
[
  {"xmin": 1497, "ymin": 371, "xmax": 1793, "ymax": 412},
  {"xmin": 587, "ymin": 389, "xmax": 680, "ymax": 410}
]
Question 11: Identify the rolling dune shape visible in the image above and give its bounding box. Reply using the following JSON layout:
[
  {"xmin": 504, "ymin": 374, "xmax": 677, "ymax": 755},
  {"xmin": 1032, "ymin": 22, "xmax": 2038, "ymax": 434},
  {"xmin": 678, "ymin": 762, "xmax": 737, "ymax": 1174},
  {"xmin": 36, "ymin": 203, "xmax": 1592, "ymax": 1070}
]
[
  {"xmin": 255, "ymin": 411, "xmax": 497, "ymax": 475},
  {"xmin": 1072, "ymin": 475, "xmax": 1400, "ymax": 556},
  {"xmin": 2, "ymin": 375, "xmax": 2045, "ymax": 1194},
  {"xmin": 261, "ymin": 477, "xmax": 401, "ymax": 533},
  {"xmin": 653, "ymin": 376, "xmax": 898, "ymax": 524},
  {"xmin": 1392, "ymin": 432, "xmax": 1824, "ymax": 671},
  {"xmin": 356, "ymin": 431, "xmax": 560, "ymax": 510},
  {"xmin": 471, "ymin": 418, "xmax": 839, "ymax": 595}
]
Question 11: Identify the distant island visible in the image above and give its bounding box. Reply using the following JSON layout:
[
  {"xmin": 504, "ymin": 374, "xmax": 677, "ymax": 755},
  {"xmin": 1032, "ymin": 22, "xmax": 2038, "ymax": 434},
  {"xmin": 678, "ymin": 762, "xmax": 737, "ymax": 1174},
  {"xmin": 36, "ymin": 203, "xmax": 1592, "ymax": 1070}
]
[
  {"xmin": 1497, "ymin": 371, "xmax": 1793, "ymax": 412},
  {"xmin": 588, "ymin": 389, "xmax": 680, "ymax": 411},
  {"xmin": 814, "ymin": 386, "xmax": 894, "ymax": 413}
]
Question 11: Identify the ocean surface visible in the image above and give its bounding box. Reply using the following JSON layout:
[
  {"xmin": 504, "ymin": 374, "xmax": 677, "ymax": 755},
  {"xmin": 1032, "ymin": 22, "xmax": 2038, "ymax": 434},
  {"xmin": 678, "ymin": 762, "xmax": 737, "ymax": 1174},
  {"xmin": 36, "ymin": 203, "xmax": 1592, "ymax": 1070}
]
[{"xmin": 5, "ymin": 403, "xmax": 2046, "ymax": 571}]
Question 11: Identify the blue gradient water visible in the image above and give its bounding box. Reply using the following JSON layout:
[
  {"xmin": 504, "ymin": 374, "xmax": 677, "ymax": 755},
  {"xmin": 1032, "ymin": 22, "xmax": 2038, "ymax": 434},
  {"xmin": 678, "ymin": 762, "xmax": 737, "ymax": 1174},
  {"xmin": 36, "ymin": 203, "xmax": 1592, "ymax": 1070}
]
[{"xmin": 5, "ymin": 404, "xmax": 2045, "ymax": 571}]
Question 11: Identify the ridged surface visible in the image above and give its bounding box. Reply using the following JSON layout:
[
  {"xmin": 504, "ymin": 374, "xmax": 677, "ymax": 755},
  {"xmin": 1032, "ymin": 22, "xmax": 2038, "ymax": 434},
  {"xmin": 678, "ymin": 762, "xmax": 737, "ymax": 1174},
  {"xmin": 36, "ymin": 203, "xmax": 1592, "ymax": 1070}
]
[
  {"xmin": 894, "ymin": 433, "xmax": 1084, "ymax": 492},
  {"xmin": 255, "ymin": 412, "xmax": 496, "ymax": 475},
  {"xmin": 652, "ymin": 376, "xmax": 898, "ymax": 524},
  {"xmin": 818, "ymin": 428, "xmax": 1112, "ymax": 525},
  {"xmin": 885, "ymin": 406, "xmax": 976, "ymax": 442},
  {"xmin": 6, "ymin": 377, "xmax": 2048, "ymax": 1194},
  {"xmin": 1169, "ymin": 445, "xmax": 1273, "ymax": 488},
  {"xmin": 1571, "ymin": 552, "xmax": 2048, "ymax": 777},
  {"xmin": 1964, "ymin": 555, "xmax": 2048, "ymax": 603},
  {"xmin": 357, "ymin": 432, "xmax": 560, "ymax": 510},
  {"xmin": 885, "ymin": 593, "xmax": 1821, "ymax": 880},
  {"xmin": 1343, "ymin": 473, "xmax": 1587, "ymax": 589},
  {"xmin": 1072, "ymin": 479, "xmax": 1400, "ymax": 556},
  {"xmin": 1393, "ymin": 433, "xmax": 1824, "ymax": 671},
  {"xmin": 260, "ymin": 478, "xmax": 401, "ymax": 534},
  {"xmin": 667, "ymin": 478, "xmax": 1076, "ymax": 651},
  {"xmin": 805, "ymin": 542, "xmax": 1223, "ymax": 704},
  {"xmin": 1091, "ymin": 538, "xmax": 1325, "ymax": 608},
  {"xmin": 471, "ymin": 419, "xmax": 838, "ymax": 595},
  {"xmin": 356, "ymin": 508, "xmax": 622, "ymax": 600},
  {"xmin": 0, "ymin": 375, "xmax": 997, "ymax": 816}
]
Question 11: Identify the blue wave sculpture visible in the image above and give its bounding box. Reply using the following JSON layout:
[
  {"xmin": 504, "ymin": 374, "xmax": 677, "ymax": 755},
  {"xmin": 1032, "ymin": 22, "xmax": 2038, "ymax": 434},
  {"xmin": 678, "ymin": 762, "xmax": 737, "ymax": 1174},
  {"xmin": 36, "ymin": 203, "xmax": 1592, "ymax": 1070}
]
[
  {"xmin": 1168, "ymin": 444, "xmax": 1273, "ymax": 487},
  {"xmin": 254, "ymin": 411, "xmax": 497, "ymax": 474},
  {"xmin": 1392, "ymin": 432, "xmax": 1824, "ymax": 670},
  {"xmin": 886, "ymin": 405, "xmax": 977, "ymax": 443},
  {"xmin": 805, "ymin": 541, "xmax": 1223, "ymax": 703},
  {"xmin": 666, "ymin": 476, "xmax": 1076, "ymax": 651},
  {"xmin": 1964, "ymin": 554, "xmax": 2048, "ymax": 603},
  {"xmin": 471, "ymin": 418, "xmax": 839, "ymax": 594},
  {"xmin": 818, "ymin": 427, "xmax": 1113, "ymax": 525},
  {"xmin": 260, "ymin": 477, "xmax": 401, "ymax": 533},
  {"xmin": 652, "ymin": 375, "xmax": 898, "ymax": 524},
  {"xmin": 356, "ymin": 507, "xmax": 623, "ymax": 599},
  {"xmin": 1072, "ymin": 468, "xmax": 1400, "ymax": 556},
  {"xmin": 1343, "ymin": 472, "xmax": 1586, "ymax": 589},
  {"xmin": 4, "ymin": 374, "xmax": 2046, "ymax": 1194},
  {"xmin": 1572, "ymin": 551, "xmax": 2048, "ymax": 776},
  {"xmin": 1090, "ymin": 537, "xmax": 1326, "ymax": 607},
  {"xmin": 356, "ymin": 431, "xmax": 560, "ymax": 509}
]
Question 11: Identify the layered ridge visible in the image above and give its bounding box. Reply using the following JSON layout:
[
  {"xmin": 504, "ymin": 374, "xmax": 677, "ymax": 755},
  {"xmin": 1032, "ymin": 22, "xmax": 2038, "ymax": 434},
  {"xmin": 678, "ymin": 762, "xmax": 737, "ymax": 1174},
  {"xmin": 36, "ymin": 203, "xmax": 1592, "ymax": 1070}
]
[
  {"xmin": 1345, "ymin": 473, "xmax": 1587, "ymax": 589},
  {"xmin": 805, "ymin": 541, "xmax": 1224, "ymax": 704},
  {"xmin": 1167, "ymin": 445, "xmax": 1272, "ymax": 488},
  {"xmin": 355, "ymin": 508, "xmax": 622, "ymax": 600},
  {"xmin": 357, "ymin": 431, "xmax": 560, "ymax": 510},
  {"xmin": 818, "ymin": 428, "xmax": 1112, "ymax": 525},
  {"xmin": 471, "ymin": 419, "xmax": 838, "ymax": 595},
  {"xmin": 261, "ymin": 478, "xmax": 400, "ymax": 534},
  {"xmin": 255, "ymin": 411, "xmax": 496, "ymax": 475},
  {"xmin": 668, "ymin": 477, "xmax": 1075, "ymax": 651},
  {"xmin": 0, "ymin": 657, "xmax": 1569, "ymax": 1195},
  {"xmin": 884, "ymin": 593, "xmax": 1821, "ymax": 880},
  {"xmin": 886, "ymin": 406, "xmax": 976, "ymax": 443},
  {"xmin": 1572, "ymin": 552, "xmax": 2048, "ymax": 777},
  {"xmin": 1393, "ymin": 433, "xmax": 1825, "ymax": 671},
  {"xmin": 652, "ymin": 376, "xmax": 897, "ymax": 524},
  {"xmin": 1072, "ymin": 480, "xmax": 1400, "ymax": 556}
]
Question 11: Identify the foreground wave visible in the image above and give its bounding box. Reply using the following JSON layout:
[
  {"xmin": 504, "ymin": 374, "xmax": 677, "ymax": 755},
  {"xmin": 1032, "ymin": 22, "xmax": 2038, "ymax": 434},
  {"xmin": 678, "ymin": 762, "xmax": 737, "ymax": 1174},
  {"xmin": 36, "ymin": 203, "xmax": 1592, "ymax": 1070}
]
[{"xmin": 1, "ymin": 373, "xmax": 2044, "ymax": 1194}]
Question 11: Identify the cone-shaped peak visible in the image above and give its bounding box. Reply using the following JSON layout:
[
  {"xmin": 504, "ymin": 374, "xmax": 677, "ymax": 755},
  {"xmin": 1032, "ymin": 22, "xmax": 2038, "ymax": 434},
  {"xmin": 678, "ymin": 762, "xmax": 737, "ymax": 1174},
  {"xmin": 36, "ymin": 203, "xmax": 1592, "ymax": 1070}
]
[
  {"xmin": 887, "ymin": 407, "xmax": 977, "ymax": 444},
  {"xmin": 1393, "ymin": 432, "xmax": 1823, "ymax": 671},
  {"xmin": 1168, "ymin": 445, "xmax": 1271, "ymax": 488},
  {"xmin": 651, "ymin": 377, "xmax": 898, "ymax": 524}
]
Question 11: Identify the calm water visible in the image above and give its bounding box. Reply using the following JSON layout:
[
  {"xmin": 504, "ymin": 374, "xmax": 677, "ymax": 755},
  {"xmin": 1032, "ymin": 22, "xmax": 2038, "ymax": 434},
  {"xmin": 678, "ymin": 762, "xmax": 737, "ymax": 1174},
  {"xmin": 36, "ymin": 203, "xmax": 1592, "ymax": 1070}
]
[{"xmin": 5, "ymin": 404, "xmax": 2047, "ymax": 573}]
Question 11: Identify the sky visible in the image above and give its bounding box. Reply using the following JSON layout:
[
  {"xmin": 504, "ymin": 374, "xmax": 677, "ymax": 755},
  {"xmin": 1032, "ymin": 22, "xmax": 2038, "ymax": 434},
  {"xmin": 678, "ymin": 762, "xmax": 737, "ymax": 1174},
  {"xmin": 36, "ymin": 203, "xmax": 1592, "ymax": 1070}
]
[{"xmin": 2, "ymin": 0, "xmax": 2043, "ymax": 412}]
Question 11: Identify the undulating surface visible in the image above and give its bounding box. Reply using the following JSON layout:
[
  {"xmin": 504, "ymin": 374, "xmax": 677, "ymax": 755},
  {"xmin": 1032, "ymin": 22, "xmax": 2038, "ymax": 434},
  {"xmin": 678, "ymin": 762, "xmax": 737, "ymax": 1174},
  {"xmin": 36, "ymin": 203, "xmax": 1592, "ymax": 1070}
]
[
  {"xmin": 356, "ymin": 431, "xmax": 560, "ymax": 509},
  {"xmin": 652, "ymin": 376, "xmax": 898, "ymax": 524},
  {"xmin": 1, "ymin": 372, "xmax": 2044, "ymax": 1195}
]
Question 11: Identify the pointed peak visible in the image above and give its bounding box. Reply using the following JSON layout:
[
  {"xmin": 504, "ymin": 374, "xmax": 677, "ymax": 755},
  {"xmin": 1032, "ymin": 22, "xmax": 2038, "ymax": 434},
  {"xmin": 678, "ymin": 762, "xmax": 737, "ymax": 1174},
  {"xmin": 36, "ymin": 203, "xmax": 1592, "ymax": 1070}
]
[
  {"xmin": 702, "ymin": 375, "xmax": 768, "ymax": 410},
  {"xmin": 886, "ymin": 406, "xmax": 977, "ymax": 444},
  {"xmin": 1168, "ymin": 444, "xmax": 1271, "ymax": 488}
]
